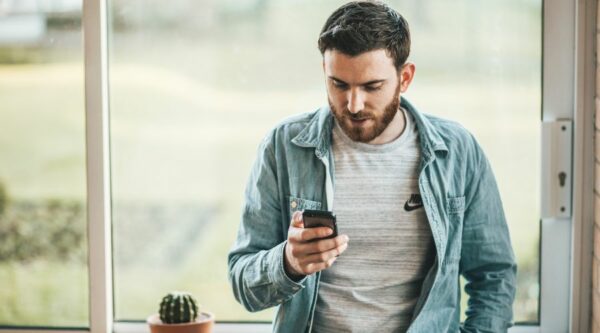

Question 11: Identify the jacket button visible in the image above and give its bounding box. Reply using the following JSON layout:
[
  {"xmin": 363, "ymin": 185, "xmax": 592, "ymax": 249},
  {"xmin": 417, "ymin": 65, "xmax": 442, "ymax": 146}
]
[{"xmin": 291, "ymin": 201, "xmax": 298, "ymax": 209}]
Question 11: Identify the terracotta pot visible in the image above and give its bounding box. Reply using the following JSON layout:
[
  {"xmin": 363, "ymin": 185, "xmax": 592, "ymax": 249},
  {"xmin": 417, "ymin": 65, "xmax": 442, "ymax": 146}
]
[{"xmin": 147, "ymin": 313, "xmax": 215, "ymax": 333}]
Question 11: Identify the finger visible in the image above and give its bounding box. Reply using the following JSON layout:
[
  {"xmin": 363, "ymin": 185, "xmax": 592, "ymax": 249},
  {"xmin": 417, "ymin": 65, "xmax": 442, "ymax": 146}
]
[
  {"xmin": 293, "ymin": 232, "xmax": 336, "ymax": 253},
  {"xmin": 309, "ymin": 234, "xmax": 350, "ymax": 253},
  {"xmin": 288, "ymin": 233, "xmax": 342, "ymax": 258},
  {"xmin": 304, "ymin": 257, "xmax": 337, "ymax": 274},
  {"xmin": 298, "ymin": 233, "xmax": 349, "ymax": 253},
  {"xmin": 301, "ymin": 242, "xmax": 348, "ymax": 264},
  {"xmin": 287, "ymin": 228, "xmax": 302, "ymax": 244},
  {"xmin": 287, "ymin": 219, "xmax": 309, "ymax": 244},
  {"xmin": 290, "ymin": 210, "xmax": 304, "ymax": 228},
  {"xmin": 298, "ymin": 226, "xmax": 334, "ymax": 242}
]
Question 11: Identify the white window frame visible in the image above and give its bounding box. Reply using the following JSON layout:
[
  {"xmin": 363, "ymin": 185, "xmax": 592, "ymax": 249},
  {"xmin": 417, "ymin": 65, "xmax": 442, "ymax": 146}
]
[
  {"xmin": 567, "ymin": 0, "xmax": 597, "ymax": 331},
  {"xmin": 0, "ymin": 0, "xmax": 595, "ymax": 332}
]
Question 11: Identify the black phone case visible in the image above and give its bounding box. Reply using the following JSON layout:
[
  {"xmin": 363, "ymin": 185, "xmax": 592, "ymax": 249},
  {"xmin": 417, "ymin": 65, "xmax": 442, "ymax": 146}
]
[{"xmin": 302, "ymin": 209, "xmax": 338, "ymax": 239}]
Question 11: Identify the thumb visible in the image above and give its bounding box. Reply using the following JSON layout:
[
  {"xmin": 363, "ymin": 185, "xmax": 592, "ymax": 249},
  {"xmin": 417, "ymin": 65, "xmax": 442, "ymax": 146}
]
[{"xmin": 290, "ymin": 210, "xmax": 304, "ymax": 228}]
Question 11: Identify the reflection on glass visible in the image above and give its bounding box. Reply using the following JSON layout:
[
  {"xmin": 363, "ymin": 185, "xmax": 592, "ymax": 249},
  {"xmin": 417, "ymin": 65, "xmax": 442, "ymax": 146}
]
[
  {"xmin": 109, "ymin": 0, "xmax": 540, "ymax": 323},
  {"xmin": 0, "ymin": 0, "xmax": 88, "ymax": 327}
]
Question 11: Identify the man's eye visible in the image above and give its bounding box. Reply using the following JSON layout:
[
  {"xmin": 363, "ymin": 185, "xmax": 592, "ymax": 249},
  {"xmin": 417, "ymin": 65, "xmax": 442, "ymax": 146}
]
[
  {"xmin": 333, "ymin": 81, "xmax": 348, "ymax": 89},
  {"xmin": 364, "ymin": 85, "xmax": 381, "ymax": 92}
]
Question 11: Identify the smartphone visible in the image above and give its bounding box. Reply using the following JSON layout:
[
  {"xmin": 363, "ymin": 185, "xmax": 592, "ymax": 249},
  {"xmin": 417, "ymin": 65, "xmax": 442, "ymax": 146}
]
[{"xmin": 302, "ymin": 209, "xmax": 338, "ymax": 240}]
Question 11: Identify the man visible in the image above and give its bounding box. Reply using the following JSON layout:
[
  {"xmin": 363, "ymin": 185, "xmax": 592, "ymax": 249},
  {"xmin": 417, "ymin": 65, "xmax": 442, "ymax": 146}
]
[{"xmin": 228, "ymin": 1, "xmax": 517, "ymax": 332}]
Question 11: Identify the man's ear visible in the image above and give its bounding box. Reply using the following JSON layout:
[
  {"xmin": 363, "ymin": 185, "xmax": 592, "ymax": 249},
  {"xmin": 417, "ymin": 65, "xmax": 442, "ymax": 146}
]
[{"xmin": 399, "ymin": 62, "xmax": 416, "ymax": 93}]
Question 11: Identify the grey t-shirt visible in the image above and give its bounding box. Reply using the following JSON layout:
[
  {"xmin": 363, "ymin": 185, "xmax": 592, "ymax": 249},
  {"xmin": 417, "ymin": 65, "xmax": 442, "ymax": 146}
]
[{"xmin": 312, "ymin": 108, "xmax": 436, "ymax": 333}]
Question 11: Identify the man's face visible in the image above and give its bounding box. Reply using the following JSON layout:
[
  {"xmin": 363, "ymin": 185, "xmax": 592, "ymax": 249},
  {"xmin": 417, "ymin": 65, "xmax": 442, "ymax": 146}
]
[{"xmin": 323, "ymin": 49, "xmax": 413, "ymax": 143}]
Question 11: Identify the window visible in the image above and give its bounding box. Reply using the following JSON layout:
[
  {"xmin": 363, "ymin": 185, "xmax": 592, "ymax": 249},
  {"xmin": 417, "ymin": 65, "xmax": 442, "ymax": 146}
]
[
  {"xmin": 1, "ymin": 0, "xmax": 593, "ymax": 331},
  {"xmin": 405, "ymin": 1, "xmax": 541, "ymax": 322},
  {"xmin": 0, "ymin": 0, "xmax": 88, "ymax": 327},
  {"xmin": 109, "ymin": 0, "xmax": 540, "ymax": 323}
]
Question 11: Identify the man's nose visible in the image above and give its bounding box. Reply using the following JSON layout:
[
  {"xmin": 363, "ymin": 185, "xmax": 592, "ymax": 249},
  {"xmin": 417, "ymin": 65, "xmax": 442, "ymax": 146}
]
[{"xmin": 346, "ymin": 89, "xmax": 365, "ymax": 114}]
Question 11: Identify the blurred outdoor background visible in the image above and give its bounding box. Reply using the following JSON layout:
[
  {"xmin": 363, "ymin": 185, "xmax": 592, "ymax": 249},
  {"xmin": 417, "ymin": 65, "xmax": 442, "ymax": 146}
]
[{"xmin": 0, "ymin": 0, "xmax": 540, "ymax": 326}]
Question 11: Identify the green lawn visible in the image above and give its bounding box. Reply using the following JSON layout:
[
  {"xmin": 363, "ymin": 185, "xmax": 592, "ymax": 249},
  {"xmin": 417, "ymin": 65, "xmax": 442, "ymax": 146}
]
[{"xmin": 0, "ymin": 261, "xmax": 88, "ymax": 326}]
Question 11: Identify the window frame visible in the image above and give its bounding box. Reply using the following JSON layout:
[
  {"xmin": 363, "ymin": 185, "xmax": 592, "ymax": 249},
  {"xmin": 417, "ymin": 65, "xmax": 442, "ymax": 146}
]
[
  {"xmin": 0, "ymin": 0, "xmax": 595, "ymax": 332},
  {"xmin": 84, "ymin": 0, "xmax": 113, "ymax": 332},
  {"xmin": 539, "ymin": 0, "xmax": 597, "ymax": 332},
  {"xmin": 567, "ymin": 0, "xmax": 597, "ymax": 331}
]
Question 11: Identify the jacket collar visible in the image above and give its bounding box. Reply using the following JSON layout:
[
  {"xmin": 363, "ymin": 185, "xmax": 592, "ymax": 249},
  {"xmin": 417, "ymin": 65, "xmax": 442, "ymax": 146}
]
[{"xmin": 291, "ymin": 98, "xmax": 448, "ymax": 160}]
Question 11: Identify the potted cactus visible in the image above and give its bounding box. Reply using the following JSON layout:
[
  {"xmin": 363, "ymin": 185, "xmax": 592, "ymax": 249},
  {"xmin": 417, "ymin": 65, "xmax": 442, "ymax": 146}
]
[{"xmin": 147, "ymin": 291, "xmax": 215, "ymax": 333}]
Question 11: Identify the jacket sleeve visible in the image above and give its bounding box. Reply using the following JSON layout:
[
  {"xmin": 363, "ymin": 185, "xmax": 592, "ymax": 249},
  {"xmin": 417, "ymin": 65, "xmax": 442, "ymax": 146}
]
[
  {"xmin": 227, "ymin": 132, "xmax": 306, "ymax": 312},
  {"xmin": 459, "ymin": 141, "xmax": 518, "ymax": 333}
]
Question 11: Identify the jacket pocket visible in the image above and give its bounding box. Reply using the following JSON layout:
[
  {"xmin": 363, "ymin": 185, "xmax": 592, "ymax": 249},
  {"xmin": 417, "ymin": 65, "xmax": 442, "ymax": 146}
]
[{"xmin": 288, "ymin": 196, "xmax": 322, "ymax": 216}]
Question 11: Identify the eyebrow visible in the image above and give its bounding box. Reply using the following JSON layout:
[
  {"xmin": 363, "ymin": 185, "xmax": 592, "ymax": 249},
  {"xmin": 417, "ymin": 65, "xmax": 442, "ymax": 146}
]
[{"xmin": 328, "ymin": 76, "xmax": 386, "ymax": 86}]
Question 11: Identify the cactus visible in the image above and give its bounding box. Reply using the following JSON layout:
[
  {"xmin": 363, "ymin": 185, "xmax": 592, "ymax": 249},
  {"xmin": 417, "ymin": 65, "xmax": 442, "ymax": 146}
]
[{"xmin": 159, "ymin": 291, "xmax": 199, "ymax": 324}]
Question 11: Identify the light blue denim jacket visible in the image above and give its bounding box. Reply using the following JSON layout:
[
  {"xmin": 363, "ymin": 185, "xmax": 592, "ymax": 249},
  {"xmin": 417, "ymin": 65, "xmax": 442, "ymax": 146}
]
[{"xmin": 228, "ymin": 99, "xmax": 517, "ymax": 333}]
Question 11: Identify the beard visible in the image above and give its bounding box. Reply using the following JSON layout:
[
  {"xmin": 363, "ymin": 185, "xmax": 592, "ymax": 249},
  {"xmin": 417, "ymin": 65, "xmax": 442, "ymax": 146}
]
[{"xmin": 329, "ymin": 84, "xmax": 401, "ymax": 143}]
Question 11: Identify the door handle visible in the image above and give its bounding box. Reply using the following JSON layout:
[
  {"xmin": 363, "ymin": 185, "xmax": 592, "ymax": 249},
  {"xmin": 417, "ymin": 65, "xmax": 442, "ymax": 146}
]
[{"xmin": 541, "ymin": 120, "xmax": 572, "ymax": 219}]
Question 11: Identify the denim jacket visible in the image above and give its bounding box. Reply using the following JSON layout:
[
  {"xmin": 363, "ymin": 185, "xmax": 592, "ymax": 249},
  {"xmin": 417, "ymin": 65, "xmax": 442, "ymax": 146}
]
[{"xmin": 228, "ymin": 99, "xmax": 517, "ymax": 333}]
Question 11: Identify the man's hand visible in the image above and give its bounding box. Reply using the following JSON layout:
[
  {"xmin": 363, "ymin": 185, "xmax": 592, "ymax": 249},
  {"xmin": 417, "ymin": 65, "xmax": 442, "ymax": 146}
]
[{"xmin": 284, "ymin": 210, "xmax": 349, "ymax": 280}]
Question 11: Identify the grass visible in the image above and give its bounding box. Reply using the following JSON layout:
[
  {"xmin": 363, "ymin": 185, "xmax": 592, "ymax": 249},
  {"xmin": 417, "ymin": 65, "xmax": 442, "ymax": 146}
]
[{"xmin": 0, "ymin": 261, "xmax": 88, "ymax": 326}]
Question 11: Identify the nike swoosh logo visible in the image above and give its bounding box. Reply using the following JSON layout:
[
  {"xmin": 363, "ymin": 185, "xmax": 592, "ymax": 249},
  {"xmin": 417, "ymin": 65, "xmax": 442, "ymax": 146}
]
[
  {"xmin": 404, "ymin": 201, "xmax": 423, "ymax": 211},
  {"xmin": 404, "ymin": 194, "xmax": 424, "ymax": 212}
]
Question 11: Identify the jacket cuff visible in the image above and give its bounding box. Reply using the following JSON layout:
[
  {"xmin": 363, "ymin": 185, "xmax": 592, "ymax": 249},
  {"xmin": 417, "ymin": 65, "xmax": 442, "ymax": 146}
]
[{"xmin": 268, "ymin": 241, "xmax": 306, "ymax": 294}]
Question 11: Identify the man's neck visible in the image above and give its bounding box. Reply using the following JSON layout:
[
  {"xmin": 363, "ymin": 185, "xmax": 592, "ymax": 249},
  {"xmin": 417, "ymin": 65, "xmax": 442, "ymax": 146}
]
[{"xmin": 368, "ymin": 108, "xmax": 406, "ymax": 145}]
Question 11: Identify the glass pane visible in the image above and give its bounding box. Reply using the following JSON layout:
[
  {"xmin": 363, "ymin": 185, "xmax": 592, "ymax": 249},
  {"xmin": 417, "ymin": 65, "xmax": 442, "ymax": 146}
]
[
  {"xmin": 109, "ymin": 0, "xmax": 539, "ymax": 323},
  {"xmin": 405, "ymin": 1, "xmax": 541, "ymax": 323},
  {"xmin": 0, "ymin": 0, "xmax": 88, "ymax": 327}
]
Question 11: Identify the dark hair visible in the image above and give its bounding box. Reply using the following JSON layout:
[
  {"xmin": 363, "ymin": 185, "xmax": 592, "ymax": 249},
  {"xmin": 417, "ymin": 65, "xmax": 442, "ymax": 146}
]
[{"xmin": 318, "ymin": 1, "xmax": 411, "ymax": 69}]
